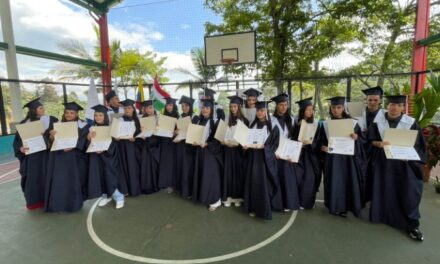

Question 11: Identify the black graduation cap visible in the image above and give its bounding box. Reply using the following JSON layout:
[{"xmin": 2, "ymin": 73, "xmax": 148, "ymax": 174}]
[
  {"xmin": 295, "ymin": 97, "xmax": 313, "ymax": 108},
  {"xmin": 23, "ymin": 97, "xmax": 43, "ymax": 110},
  {"xmin": 326, "ymin": 96, "xmax": 346, "ymax": 106},
  {"xmin": 91, "ymin": 104, "xmax": 108, "ymax": 113},
  {"xmin": 385, "ymin": 95, "xmax": 407, "ymax": 104},
  {"xmin": 139, "ymin": 100, "xmax": 154, "ymax": 107},
  {"xmin": 255, "ymin": 101, "xmax": 271, "ymax": 109},
  {"xmin": 243, "ymin": 88, "xmax": 262, "ymax": 97},
  {"xmin": 362, "ymin": 86, "xmax": 383, "ymax": 96},
  {"xmin": 270, "ymin": 93, "xmax": 289, "ymax": 104},
  {"xmin": 179, "ymin": 95, "xmax": 195, "ymax": 105},
  {"xmin": 105, "ymin": 90, "xmax": 117, "ymax": 102},
  {"xmin": 63, "ymin": 101, "xmax": 84, "ymax": 111},
  {"xmin": 119, "ymin": 99, "xmax": 135, "ymax": 107},
  {"xmin": 203, "ymin": 88, "xmax": 216, "ymax": 98},
  {"xmin": 165, "ymin": 97, "xmax": 177, "ymax": 105},
  {"xmin": 227, "ymin": 95, "xmax": 244, "ymax": 105},
  {"xmin": 200, "ymin": 99, "xmax": 214, "ymax": 108}
]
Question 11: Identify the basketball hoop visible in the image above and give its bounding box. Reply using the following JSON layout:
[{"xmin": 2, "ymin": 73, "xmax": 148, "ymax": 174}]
[{"xmin": 221, "ymin": 58, "xmax": 236, "ymax": 65}]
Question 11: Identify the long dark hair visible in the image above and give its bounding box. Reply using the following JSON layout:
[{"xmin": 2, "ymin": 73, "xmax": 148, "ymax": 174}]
[
  {"xmin": 24, "ymin": 109, "xmax": 39, "ymax": 122},
  {"xmin": 273, "ymin": 105, "xmax": 293, "ymax": 137},
  {"xmin": 228, "ymin": 104, "xmax": 245, "ymax": 126},
  {"xmin": 297, "ymin": 105, "xmax": 314, "ymax": 124},
  {"xmin": 93, "ymin": 112, "xmax": 110, "ymax": 126},
  {"xmin": 250, "ymin": 111, "xmax": 272, "ymax": 133},
  {"xmin": 181, "ymin": 102, "xmax": 193, "ymax": 117},
  {"xmin": 61, "ymin": 110, "xmax": 79, "ymax": 122},
  {"xmin": 329, "ymin": 105, "xmax": 351, "ymax": 119},
  {"xmin": 164, "ymin": 103, "xmax": 179, "ymax": 118},
  {"xmin": 123, "ymin": 105, "xmax": 141, "ymax": 131}
]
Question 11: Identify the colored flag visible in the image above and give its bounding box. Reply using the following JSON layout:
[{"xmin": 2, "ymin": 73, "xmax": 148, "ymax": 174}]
[
  {"xmin": 136, "ymin": 79, "xmax": 145, "ymax": 110},
  {"xmin": 150, "ymin": 74, "xmax": 170, "ymax": 112}
]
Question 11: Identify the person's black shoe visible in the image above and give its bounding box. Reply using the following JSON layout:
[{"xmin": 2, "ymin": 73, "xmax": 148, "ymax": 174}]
[{"xmin": 409, "ymin": 228, "xmax": 424, "ymax": 241}]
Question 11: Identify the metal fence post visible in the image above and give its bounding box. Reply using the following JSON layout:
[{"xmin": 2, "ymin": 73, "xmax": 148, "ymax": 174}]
[
  {"xmin": 236, "ymin": 81, "xmax": 239, "ymax": 95},
  {"xmin": 0, "ymin": 82, "xmax": 7, "ymax": 135},
  {"xmin": 189, "ymin": 82, "xmax": 193, "ymax": 99},
  {"xmin": 287, "ymin": 79, "xmax": 292, "ymax": 115},
  {"xmin": 346, "ymin": 77, "xmax": 352, "ymax": 102},
  {"xmin": 62, "ymin": 84, "xmax": 68, "ymax": 104}
]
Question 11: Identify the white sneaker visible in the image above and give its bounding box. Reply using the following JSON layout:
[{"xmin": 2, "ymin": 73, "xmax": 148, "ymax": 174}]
[
  {"xmin": 299, "ymin": 206, "xmax": 305, "ymax": 210},
  {"xmin": 116, "ymin": 201, "xmax": 124, "ymax": 209},
  {"xmin": 223, "ymin": 202, "xmax": 231, "ymax": 207},
  {"xmin": 284, "ymin": 209, "xmax": 291, "ymax": 212},
  {"xmin": 234, "ymin": 202, "xmax": 241, "ymax": 207},
  {"xmin": 98, "ymin": 198, "xmax": 112, "ymax": 207},
  {"xmin": 249, "ymin": 213, "xmax": 256, "ymax": 217}
]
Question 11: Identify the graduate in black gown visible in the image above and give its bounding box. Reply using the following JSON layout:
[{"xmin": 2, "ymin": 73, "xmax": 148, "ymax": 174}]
[
  {"xmin": 157, "ymin": 97, "xmax": 179, "ymax": 192},
  {"xmin": 316, "ymin": 97, "xmax": 366, "ymax": 218},
  {"xmin": 45, "ymin": 102, "xmax": 88, "ymax": 213},
  {"xmin": 368, "ymin": 95, "xmax": 426, "ymax": 241},
  {"xmin": 192, "ymin": 99, "xmax": 223, "ymax": 211},
  {"xmin": 358, "ymin": 86, "xmax": 385, "ymax": 205},
  {"xmin": 202, "ymin": 88, "xmax": 225, "ymax": 121},
  {"xmin": 115, "ymin": 99, "xmax": 141, "ymax": 197},
  {"xmin": 243, "ymin": 101, "xmax": 279, "ymax": 220},
  {"xmin": 242, "ymin": 88, "xmax": 261, "ymax": 123},
  {"xmin": 174, "ymin": 96, "xmax": 199, "ymax": 198},
  {"xmin": 270, "ymin": 93, "xmax": 302, "ymax": 212},
  {"xmin": 222, "ymin": 95, "xmax": 249, "ymax": 207},
  {"xmin": 291, "ymin": 97, "xmax": 321, "ymax": 209},
  {"xmin": 13, "ymin": 98, "xmax": 58, "ymax": 210},
  {"xmin": 86, "ymin": 105, "xmax": 126, "ymax": 209},
  {"xmin": 137, "ymin": 100, "xmax": 160, "ymax": 195}
]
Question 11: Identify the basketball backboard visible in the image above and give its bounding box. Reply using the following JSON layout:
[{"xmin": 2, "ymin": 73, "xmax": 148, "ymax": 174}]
[{"xmin": 204, "ymin": 31, "xmax": 256, "ymax": 66}]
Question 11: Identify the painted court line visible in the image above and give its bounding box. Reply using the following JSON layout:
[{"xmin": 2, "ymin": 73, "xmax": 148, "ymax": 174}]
[
  {"xmin": 0, "ymin": 168, "xmax": 19, "ymax": 180},
  {"xmin": 87, "ymin": 198, "xmax": 297, "ymax": 264}
]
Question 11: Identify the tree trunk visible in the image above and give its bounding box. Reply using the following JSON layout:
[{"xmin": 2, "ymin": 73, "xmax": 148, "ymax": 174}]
[{"xmin": 377, "ymin": 25, "xmax": 401, "ymax": 87}]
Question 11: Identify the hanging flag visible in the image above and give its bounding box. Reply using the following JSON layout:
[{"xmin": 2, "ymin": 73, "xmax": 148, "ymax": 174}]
[
  {"xmin": 136, "ymin": 79, "xmax": 145, "ymax": 110},
  {"xmin": 150, "ymin": 74, "xmax": 170, "ymax": 111},
  {"xmin": 85, "ymin": 79, "xmax": 100, "ymax": 125}
]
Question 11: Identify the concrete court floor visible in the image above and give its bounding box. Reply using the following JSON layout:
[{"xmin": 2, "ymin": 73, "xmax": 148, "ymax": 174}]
[{"xmin": 0, "ymin": 163, "xmax": 439, "ymax": 264}]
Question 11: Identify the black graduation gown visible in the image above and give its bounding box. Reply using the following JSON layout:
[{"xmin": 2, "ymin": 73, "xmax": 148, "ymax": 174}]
[
  {"xmin": 175, "ymin": 115, "xmax": 199, "ymax": 198},
  {"xmin": 243, "ymin": 122, "xmax": 279, "ymax": 220},
  {"xmin": 315, "ymin": 118, "xmax": 366, "ymax": 217},
  {"xmin": 12, "ymin": 116, "xmax": 57, "ymax": 209},
  {"xmin": 116, "ymin": 116, "xmax": 141, "ymax": 196},
  {"xmin": 137, "ymin": 120, "xmax": 161, "ymax": 194},
  {"xmin": 271, "ymin": 115, "xmax": 301, "ymax": 211},
  {"xmin": 222, "ymin": 116, "xmax": 249, "ymax": 202},
  {"xmin": 291, "ymin": 120, "xmax": 321, "ymax": 209},
  {"xmin": 192, "ymin": 117, "xmax": 223, "ymax": 205},
  {"xmin": 87, "ymin": 129, "xmax": 128, "ymax": 199},
  {"xmin": 368, "ymin": 115, "xmax": 426, "ymax": 231},
  {"xmin": 157, "ymin": 115, "xmax": 178, "ymax": 189},
  {"xmin": 44, "ymin": 121, "xmax": 89, "ymax": 213}
]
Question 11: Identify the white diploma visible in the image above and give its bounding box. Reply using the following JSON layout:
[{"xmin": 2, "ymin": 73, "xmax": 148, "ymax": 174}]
[
  {"xmin": 16, "ymin": 120, "xmax": 47, "ymax": 155},
  {"xmin": 186, "ymin": 123, "xmax": 208, "ymax": 145},
  {"xmin": 276, "ymin": 137, "xmax": 303, "ymax": 162},
  {"xmin": 137, "ymin": 116, "xmax": 156, "ymax": 138},
  {"xmin": 383, "ymin": 128, "xmax": 420, "ymax": 160},
  {"xmin": 298, "ymin": 120, "xmax": 317, "ymax": 145},
  {"xmin": 214, "ymin": 119, "xmax": 228, "ymax": 143},
  {"xmin": 328, "ymin": 137, "xmax": 355, "ymax": 155},
  {"xmin": 327, "ymin": 119, "xmax": 355, "ymax": 155},
  {"xmin": 110, "ymin": 118, "xmax": 136, "ymax": 139},
  {"xmin": 155, "ymin": 115, "xmax": 177, "ymax": 138},
  {"xmin": 346, "ymin": 102, "xmax": 365, "ymax": 118},
  {"xmin": 87, "ymin": 126, "xmax": 112, "ymax": 153},
  {"xmin": 224, "ymin": 125, "xmax": 239, "ymax": 146},
  {"xmin": 233, "ymin": 120, "xmax": 266, "ymax": 149},
  {"xmin": 174, "ymin": 116, "xmax": 191, "ymax": 141},
  {"xmin": 51, "ymin": 122, "xmax": 78, "ymax": 151}
]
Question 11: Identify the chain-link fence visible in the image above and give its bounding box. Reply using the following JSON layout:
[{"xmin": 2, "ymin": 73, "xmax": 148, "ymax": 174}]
[{"xmin": 1, "ymin": 69, "xmax": 439, "ymax": 136}]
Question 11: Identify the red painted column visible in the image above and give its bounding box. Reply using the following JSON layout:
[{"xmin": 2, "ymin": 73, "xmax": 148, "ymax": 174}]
[
  {"xmin": 98, "ymin": 13, "xmax": 112, "ymax": 101},
  {"xmin": 411, "ymin": 0, "xmax": 430, "ymax": 93}
]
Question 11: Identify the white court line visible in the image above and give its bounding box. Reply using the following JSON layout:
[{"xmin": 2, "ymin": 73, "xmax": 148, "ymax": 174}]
[
  {"xmin": 0, "ymin": 176, "xmax": 19, "ymax": 185},
  {"xmin": 87, "ymin": 199, "xmax": 297, "ymax": 264},
  {"xmin": 0, "ymin": 168, "xmax": 19, "ymax": 180},
  {"xmin": 0, "ymin": 159, "xmax": 18, "ymax": 166}
]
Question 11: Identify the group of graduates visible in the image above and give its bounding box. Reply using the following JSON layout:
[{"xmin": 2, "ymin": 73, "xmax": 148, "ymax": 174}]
[{"xmin": 13, "ymin": 86, "xmax": 426, "ymax": 241}]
